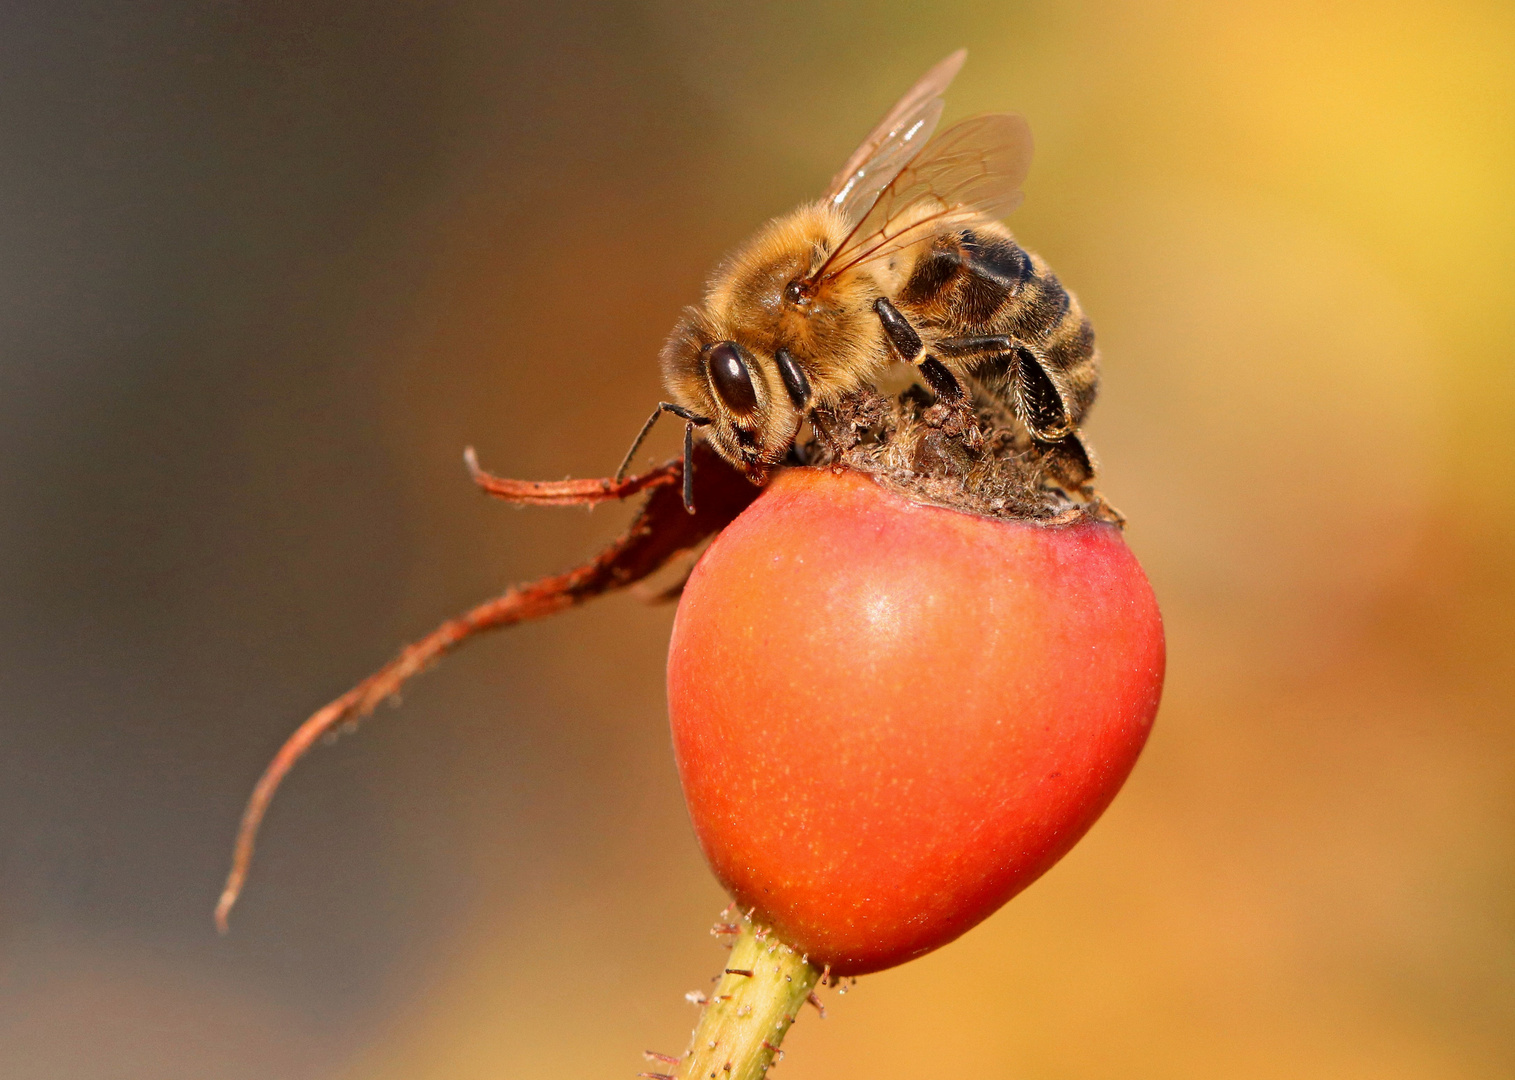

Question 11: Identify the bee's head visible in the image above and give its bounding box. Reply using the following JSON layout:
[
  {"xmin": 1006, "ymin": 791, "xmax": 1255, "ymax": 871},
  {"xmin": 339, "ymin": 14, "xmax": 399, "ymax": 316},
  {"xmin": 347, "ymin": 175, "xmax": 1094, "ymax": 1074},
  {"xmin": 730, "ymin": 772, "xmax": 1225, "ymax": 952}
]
[
  {"xmin": 659, "ymin": 317, "xmax": 806, "ymax": 478},
  {"xmin": 657, "ymin": 203, "xmax": 877, "ymax": 476}
]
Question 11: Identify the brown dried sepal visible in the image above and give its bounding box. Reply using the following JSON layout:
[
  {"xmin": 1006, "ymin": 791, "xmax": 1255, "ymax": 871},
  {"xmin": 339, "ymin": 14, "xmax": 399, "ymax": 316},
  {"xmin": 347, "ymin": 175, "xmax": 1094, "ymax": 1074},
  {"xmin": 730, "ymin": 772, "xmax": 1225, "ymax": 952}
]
[
  {"xmin": 216, "ymin": 442, "xmax": 760, "ymax": 930},
  {"xmin": 804, "ymin": 385, "xmax": 1124, "ymax": 526}
]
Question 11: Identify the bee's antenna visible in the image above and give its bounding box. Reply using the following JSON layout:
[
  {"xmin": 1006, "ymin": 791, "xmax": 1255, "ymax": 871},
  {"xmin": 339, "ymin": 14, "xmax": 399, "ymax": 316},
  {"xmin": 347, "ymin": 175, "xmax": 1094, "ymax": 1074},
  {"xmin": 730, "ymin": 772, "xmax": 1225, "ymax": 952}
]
[
  {"xmin": 617, "ymin": 402, "xmax": 711, "ymax": 511},
  {"xmin": 682, "ymin": 419, "xmax": 698, "ymax": 514},
  {"xmin": 616, "ymin": 406, "xmax": 665, "ymax": 483}
]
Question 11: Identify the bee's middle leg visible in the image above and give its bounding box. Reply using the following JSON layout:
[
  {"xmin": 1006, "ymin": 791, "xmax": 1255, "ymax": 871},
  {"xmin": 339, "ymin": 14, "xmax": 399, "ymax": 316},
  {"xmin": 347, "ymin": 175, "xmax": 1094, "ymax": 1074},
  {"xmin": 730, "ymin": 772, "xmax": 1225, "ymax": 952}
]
[
  {"xmin": 872, "ymin": 298, "xmax": 980, "ymax": 445},
  {"xmin": 873, "ymin": 298, "xmax": 967, "ymax": 404}
]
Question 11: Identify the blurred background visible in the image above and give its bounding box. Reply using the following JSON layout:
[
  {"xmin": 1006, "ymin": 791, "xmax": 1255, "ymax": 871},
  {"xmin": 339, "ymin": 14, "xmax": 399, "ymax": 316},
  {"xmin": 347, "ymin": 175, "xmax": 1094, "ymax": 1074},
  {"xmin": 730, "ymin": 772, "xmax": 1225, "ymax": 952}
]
[{"xmin": 2, "ymin": 1, "xmax": 1512, "ymax": 1077}]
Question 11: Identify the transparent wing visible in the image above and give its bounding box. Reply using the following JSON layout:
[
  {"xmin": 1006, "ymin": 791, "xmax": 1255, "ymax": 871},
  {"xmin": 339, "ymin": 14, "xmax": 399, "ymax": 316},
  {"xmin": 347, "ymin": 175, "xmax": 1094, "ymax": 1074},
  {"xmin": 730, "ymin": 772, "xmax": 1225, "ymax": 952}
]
[
  {"xmin": 811, "ymin": 113, "xmax": 1034, "ymax": 285},
  {"xmin": 823, "ymin": 49, "xmax": 966, "ymax": 228}
]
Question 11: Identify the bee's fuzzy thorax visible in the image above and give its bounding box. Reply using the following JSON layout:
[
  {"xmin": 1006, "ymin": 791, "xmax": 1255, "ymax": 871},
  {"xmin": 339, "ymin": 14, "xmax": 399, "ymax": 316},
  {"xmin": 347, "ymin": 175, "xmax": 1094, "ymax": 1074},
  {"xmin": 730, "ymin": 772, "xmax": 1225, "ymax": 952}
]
[
  {"xmin": 702, "ymin": 202, "xmax": 848, "ymax": 315},
  {"xmin": 696, "ymin": 202, "xmax": 893, "ymax": 394}
]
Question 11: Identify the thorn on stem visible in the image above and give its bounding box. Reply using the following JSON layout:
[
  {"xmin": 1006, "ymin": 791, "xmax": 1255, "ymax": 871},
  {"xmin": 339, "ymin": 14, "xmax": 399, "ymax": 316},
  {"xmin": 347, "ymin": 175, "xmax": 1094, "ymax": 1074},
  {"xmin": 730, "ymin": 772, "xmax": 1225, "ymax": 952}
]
[
  {"xmin": 806, "ymin": 991, "xmax": 827, "ymax": 1019},
  {"xmin": 644, "ymin": 1052, "xmax": 681, "ymax": 1066},
  {"xmin": 723, "ymin": 968, "xmax": 754, "ymax": 978}
]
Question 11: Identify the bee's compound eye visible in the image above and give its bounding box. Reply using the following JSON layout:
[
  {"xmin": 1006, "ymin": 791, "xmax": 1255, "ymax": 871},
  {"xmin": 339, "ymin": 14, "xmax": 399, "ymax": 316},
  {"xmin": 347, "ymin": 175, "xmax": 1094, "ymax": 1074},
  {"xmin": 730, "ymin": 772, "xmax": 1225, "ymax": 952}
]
[{"xmin": 706, "ymin": 341, "xmax": 759, "ymax": 416}]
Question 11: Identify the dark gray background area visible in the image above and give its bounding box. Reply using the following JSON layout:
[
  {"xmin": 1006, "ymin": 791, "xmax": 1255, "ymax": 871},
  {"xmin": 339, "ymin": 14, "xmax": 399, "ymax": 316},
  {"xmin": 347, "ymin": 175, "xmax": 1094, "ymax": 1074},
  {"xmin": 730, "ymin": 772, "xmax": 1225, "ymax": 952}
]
[{"xmin": 2, "ymin": 2, "xmax": 1512, "ymax": 1078}]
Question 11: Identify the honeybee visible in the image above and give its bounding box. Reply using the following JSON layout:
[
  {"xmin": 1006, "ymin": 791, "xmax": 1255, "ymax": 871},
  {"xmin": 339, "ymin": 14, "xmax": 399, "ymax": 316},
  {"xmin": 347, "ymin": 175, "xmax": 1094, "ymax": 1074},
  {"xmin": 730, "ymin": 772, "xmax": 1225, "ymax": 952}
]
[{"xmin": 619, "ymin": 49, "xmax": 1100, "ymax": 509}]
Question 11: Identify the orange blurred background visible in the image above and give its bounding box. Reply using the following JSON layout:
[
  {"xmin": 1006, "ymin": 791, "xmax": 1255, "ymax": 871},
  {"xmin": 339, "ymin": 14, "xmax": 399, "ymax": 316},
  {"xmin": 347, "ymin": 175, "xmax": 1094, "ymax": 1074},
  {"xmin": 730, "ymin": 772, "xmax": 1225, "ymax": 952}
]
[{"xmin": 2, "ymin": 2, "xmax": 1512, "ymax": 1077}]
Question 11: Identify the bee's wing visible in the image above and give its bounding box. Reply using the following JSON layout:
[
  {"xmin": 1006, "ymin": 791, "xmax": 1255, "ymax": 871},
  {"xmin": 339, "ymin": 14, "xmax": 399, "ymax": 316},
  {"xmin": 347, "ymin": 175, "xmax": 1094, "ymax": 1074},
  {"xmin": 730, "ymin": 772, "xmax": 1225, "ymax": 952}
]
[
  {"xmin": 811, "ymin": 113, "xmax": 1034, "ymax": 284},
  {"xmin": 823, "ymin": 49, "xmax": 966, "ymax": 227}
]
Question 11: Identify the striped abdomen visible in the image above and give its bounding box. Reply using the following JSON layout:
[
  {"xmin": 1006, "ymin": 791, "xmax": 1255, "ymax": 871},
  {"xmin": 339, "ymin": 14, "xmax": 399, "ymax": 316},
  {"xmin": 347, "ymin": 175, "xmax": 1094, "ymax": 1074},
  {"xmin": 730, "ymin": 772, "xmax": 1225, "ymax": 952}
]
[{"xmin": 893, "ymin": 225, "xmax": 1099, "ymax": 441}]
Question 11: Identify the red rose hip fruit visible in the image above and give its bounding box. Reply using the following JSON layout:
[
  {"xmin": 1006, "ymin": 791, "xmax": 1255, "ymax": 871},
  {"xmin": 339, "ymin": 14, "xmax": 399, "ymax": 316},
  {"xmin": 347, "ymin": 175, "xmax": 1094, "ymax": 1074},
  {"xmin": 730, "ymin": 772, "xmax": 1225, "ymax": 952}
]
[{"xmin": 667, "ymin": 468, "xmax": 1165, "ymax": 974}]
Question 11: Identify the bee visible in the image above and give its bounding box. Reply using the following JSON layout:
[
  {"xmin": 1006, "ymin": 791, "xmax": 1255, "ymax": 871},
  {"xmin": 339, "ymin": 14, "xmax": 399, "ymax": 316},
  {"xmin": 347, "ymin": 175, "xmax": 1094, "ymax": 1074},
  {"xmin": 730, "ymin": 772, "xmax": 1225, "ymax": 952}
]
[{"xmin": 619, "ymin": 49, "xmax": 1101, "ymax": 510}]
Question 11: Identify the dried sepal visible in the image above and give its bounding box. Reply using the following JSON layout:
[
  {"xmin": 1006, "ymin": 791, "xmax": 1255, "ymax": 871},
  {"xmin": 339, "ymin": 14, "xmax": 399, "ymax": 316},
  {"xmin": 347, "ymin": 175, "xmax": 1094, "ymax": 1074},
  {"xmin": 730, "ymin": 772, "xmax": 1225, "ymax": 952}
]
[
  {"xmin": 216, "ymin": 443, "xmax": 758, "ymax": 930},
  {"xmin": 805, "ymin": 386, "xmax": 1122, "ymax": 526},
  {"xmin": 464, "ymin": 446, "xmax": 680, "ymax": 506}
]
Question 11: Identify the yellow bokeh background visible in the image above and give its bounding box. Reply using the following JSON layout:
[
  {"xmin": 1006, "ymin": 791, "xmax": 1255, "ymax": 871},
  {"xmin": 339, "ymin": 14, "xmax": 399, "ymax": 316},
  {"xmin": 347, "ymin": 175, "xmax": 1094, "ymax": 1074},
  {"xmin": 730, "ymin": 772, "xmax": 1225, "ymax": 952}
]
[{"xmin": 2, "ymin": 2, "xmax": 1511, "ymax": 1078}]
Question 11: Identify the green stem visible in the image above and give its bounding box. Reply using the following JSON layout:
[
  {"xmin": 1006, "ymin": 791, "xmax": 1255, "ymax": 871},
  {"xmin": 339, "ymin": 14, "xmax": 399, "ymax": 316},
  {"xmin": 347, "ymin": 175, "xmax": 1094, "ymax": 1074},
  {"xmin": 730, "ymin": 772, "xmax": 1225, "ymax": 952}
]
[{"xmin": 655, "ymin": 918, "xmax": 821, "ymax": 1080}]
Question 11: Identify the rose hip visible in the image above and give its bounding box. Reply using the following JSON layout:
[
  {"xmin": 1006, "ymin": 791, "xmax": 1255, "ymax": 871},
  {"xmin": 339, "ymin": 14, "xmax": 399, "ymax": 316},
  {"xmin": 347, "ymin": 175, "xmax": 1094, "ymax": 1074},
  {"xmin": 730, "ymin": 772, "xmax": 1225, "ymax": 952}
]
[{"xmin": 668, "ymin": 467, "xmax": 1165, "ymax": 974}]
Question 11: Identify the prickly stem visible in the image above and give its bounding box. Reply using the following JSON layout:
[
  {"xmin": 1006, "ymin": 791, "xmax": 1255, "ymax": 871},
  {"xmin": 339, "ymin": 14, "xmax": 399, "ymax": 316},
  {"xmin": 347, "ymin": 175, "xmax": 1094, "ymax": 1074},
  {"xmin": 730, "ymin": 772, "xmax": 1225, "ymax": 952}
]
[{"xmin": 675, "ymin": 919, "xmax": 820, "ymax": 1080}]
